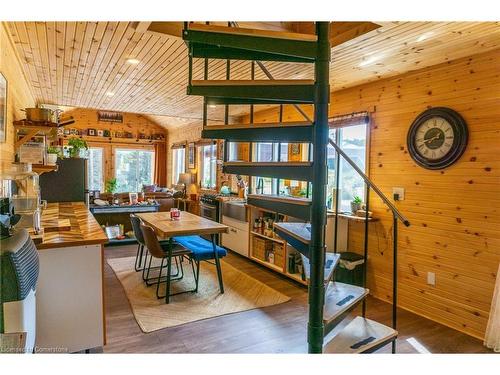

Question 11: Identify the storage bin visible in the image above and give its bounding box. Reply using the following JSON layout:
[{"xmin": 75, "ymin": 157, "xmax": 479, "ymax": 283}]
[
  {"xmin": 334, "ymin": 251, "xmax": 365, "ymax": 287},
  {"xmin": 272, "ymin": 242, "xmax": 285, "ymax": 269},
  {"xmin": 252, "ymin": 235, "xmax": 272, "ymax": 261}
]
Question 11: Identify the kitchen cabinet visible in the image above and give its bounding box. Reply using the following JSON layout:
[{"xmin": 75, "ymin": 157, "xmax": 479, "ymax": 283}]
[{"xmin": 221, "ymin": 215, "xmax": 249, "ymax": 257}]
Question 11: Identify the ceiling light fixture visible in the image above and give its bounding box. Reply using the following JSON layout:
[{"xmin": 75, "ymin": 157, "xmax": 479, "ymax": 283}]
[
  {"xmin": 105, "ymin": 92, "xmax": 115, "ymax": 97},
  {"xmin": 209, "ymin": 105, "xmax": 217, "ymax": 108},
  {"xmin": 417, "ymin": 32, "xmax": 434, "ymax": 43},
  {"xmin": 126, "ymin": 58, "xmax": 140, "ymax": 64}
]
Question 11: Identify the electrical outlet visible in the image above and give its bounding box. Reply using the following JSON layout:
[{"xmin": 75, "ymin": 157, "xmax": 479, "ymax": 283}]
[
  {"xmin": 427, "ymin": 272, "xmax": 436, "ymax": 286},
  {"xmin": 393, "ymin": 187, "xmax": 405, "ymax": 201}
]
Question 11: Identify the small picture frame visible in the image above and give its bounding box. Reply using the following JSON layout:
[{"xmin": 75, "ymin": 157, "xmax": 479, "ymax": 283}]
[
  {"xmin": 88, "ymin": 128, "xmax": 96, "ymax": 136},
  {"xmin": 105, "ymin": 225, "xmax": 121, "ymax": 239},
  {"xmin": 115, "ymin": 131, "xmax": 123, "ymax": 138},
  {"xmin": 291, "ymin": 143, "xmax": 301, "ymax": 156},
  {"xmin": 188, "ymin": 142, "xmax": 196, "ymax": 169},
  {"xmin": 129, "ymin": 192, "xmax": 138, "ymax": 205},
  {"xmin": 103, "ymin": 130, "xmax": 110, "ymax": 137},
  {"xmin": 64, "ymin": 128, "xmax": 70, "ymax": 135},
  {"xmin": 97, "ymin": 129, "xmax": 104, "ymax": 137}
]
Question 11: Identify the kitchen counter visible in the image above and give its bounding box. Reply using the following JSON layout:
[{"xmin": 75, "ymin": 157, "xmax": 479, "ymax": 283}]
[
  {"xmin": 32, "ymin": 201, "xmax": 107, "ymax": 352},
  {"xmin": 36, "ymin": 202, "xmax": 108, "ymax": 250}
]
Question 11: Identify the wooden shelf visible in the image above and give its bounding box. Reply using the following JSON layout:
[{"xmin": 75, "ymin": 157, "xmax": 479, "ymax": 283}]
[
  {"xmin": 32, "ymin": 164, "xmax": 58, "ymax": 175},
  {"xmin": 14, "ymin": 119, "xmax": 62, "ymax": 129},
  {"xmin": 249, "ymin": 255, "xmax": 284, "ymax": 273},
  {"xmin": 250, "ymin": 230, "xmax": 285, "ymax": 244},
  {"xmin": 286, "ymin": 271, "xmax": 308, "ymax": 285},
  {"xmin": 59, "ymin": 135, "xmax": 165, "ymax": 145}
]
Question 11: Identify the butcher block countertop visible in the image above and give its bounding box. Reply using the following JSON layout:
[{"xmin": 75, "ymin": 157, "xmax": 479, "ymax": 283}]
[{"xmin": 34, "ymin": 202, "xmax": 108, "ymax": 250}]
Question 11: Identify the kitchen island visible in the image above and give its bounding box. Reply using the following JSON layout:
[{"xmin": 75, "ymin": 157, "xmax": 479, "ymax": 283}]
[{"xmin": 33, "ymin": 202, "xmax": 108, "ymax": 353}]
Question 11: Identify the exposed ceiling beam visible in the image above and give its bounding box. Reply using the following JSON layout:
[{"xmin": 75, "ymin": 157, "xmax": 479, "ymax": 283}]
[{"xmin": 131, "ymin": 21, "xmax": 152, "ymax": 33}]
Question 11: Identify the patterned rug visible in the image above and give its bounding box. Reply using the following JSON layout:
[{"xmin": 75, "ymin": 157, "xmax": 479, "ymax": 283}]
[{"xmin": 107, "ymin": 256, "xmax": 291, "ymax": 333}]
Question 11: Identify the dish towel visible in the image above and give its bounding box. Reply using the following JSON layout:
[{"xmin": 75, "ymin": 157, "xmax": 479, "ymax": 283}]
[{"xmin": 485, "ymin": 262, "xmax": 500, "ymax": 352}]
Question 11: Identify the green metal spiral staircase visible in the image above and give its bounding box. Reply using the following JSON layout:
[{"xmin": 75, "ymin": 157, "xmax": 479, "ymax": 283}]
[{"xmin": 183, "ymin": 21, "xmax": 410, "ymax": 354}]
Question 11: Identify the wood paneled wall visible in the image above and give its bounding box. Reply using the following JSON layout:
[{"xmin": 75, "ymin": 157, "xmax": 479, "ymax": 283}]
[
  {"xmin": 0, "ymin": 22, "xmax": 35, "ymax": 164},
  {"xmin": 240, "ymin": 48, "xmax": 500, "ymax": 339},
  {"xmin": 60, "ymin": 108, "xmax": 168, "ymax": 187},
  {"xmin": 61, "ymin": 107, "xmax": 167, "ymax": 141}
]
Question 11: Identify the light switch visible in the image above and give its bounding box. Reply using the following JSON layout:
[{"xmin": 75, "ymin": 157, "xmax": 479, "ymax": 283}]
[
  {"xmin": 427, "ymin": 272, "xmax": 436, "ymax": 286},
  {"xmin": 393, "ymin": 187, "xmax": 405, "ymax": 201}
]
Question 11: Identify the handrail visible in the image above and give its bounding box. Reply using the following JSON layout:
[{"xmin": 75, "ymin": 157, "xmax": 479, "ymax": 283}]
[{"xmin": 328, "ymin": 138, "xmax": 410, "ymax": 227}]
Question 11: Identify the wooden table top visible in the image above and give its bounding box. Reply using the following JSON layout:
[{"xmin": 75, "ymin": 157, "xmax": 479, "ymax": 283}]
[
  {"xmin": 137, "ymin": 211, "xmax": 228, "ymax": 238},
  {"xmin": 35, "ymin": 202, "xmax": 108, "ymax": 250}
]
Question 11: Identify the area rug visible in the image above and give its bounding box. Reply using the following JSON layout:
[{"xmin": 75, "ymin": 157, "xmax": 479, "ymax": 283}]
[{"xmin": 107, "ymin": 256, "xmax": 291, "ymax": 333}]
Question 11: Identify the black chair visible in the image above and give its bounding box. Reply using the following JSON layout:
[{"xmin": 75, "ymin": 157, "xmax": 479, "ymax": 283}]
[
  {"xmin": 130, "ymin": 214, "xmax": 182, "ymax": 283},
  {"xmin": 140, "ymin": 223, "xmax": 197, "ymax": 303}
]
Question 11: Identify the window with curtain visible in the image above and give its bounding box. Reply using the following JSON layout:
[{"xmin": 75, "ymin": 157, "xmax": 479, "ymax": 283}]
[
  {"xmin": 115, "ymin": 148, "xmax": 155, "ymax": 192},
  {"xmin": 172, "ymin": 147, "xmax": 186, "ymax": 185},
  {"xmin": 87, "ymin": 147, "xmax": 104, "ymax": 192},
  {"xmin": 327, "ymin": 121, "xmax": 368, "ymax": 212},
  {"xmin": 200, "ymin": 143, "xmax": 217, "ymax": 189}
]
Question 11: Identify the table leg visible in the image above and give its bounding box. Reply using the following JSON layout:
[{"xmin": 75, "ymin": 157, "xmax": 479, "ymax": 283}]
[
  {"xmin": 165, "ymin": 238, "xmax": 173, "ymax": 304},
  {"xmin": 211, "ymin": 234, "xmax": 224, "ymax": 294}
]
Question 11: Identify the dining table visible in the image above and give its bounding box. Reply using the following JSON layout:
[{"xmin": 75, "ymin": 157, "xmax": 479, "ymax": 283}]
[{"xmin": 136, "ymin": 211, "xmax": 229, "ymax": 300}]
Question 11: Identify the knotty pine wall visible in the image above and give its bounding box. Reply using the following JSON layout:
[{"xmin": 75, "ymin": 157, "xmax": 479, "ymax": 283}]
[
  {"xmin": 60, "ymin": 108, "xmax": 168, "ymax": 186},
  {"xmin": 0, "ymin": 22, "xmax": 36, "ymax": 164},
  {"xmin": 239, "ymin": 48, "xmax": 500, "ymax": 339}
]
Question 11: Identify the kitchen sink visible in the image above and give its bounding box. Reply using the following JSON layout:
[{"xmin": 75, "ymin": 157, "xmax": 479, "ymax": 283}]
[{"xmin": 222, "ymin": 200, "xmax": 247, "ymax": 222}]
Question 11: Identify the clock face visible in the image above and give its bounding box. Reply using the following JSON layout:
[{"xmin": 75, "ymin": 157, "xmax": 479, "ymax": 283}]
[
  {"xmin": 414, "ymin": 117, "xmax": 454, "ymax": 160},
  {"xmin": 407, "ymin": 107, "xmax": 468, "ymax": 170}
]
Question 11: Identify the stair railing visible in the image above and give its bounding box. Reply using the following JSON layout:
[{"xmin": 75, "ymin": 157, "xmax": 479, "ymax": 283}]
[{"xmin": 329, "ymin": 137, "xmax": 410, "ymax": 353}]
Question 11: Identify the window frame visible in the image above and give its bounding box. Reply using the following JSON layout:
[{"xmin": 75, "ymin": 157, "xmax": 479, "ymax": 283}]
[
  {"xmin": 87, "ymin": 146, "xmax": 105, "ymax": 192},
  {"xmin": 114, "ymin": 146, "xmax": 156, "ymax": 193},
  {"xmin": 327, "ymin": 120, "xmax": 370, "ymax": 212},
  {"xmin": 171, "ymin": 146, "xmax": 186, "ymax": 186},
  {"xmin": 199, "ymin": 142, "xmax": 217, "ymax": 190}
]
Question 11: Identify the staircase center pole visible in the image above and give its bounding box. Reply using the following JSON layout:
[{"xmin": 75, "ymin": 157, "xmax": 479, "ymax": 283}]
[{"xmin": 308, "ymin": 21, "xmax": 330, "ymax": 354}]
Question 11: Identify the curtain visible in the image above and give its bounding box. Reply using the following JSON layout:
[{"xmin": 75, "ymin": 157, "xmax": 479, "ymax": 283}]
[
  {"xmin": 154, "ymin": 142, "xmax": 167, "ymax": 187},
  {"xmin": 485, "ymin": 262, "xmax": 500, "ymax": 352}
]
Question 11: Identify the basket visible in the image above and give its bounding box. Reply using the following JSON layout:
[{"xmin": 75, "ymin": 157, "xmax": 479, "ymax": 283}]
[
  {"xmin": 272, "ymin": 242, "xmax": 285, "ymax": 268},
  {"xmin": 252, "ymin": 235, "xmax": 272, "ymax": 261}
]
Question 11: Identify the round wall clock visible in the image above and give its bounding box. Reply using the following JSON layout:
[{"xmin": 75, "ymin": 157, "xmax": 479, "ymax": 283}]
[{"xmin": 407, "ymin": 107, "xmax": 468, "ymax": 170}]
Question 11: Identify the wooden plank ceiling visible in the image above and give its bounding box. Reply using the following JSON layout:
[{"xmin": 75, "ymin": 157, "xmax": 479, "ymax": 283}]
[{"xmin": 6, "ymin": 21, "xmax": 500, "ymax": 130}]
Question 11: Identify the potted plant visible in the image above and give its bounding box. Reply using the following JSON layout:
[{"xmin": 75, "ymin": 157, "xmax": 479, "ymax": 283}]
[
  {"xmin": 351, "ymin": 195, "xmax": 363, "ymax": 214},
  {"xmin": 46, "ymin": 146, "xmax": 61, "ymax": 166},
  {"xmin": 67, "ymin": 137, "xmax": 88, "ymax": 158},
  {"xmin": 105, "ymin": 178, "xmax": 118, "ymax": 194}
]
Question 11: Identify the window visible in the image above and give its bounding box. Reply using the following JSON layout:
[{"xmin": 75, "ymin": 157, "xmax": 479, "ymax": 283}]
[
  {"xmin": 115, "ymin": 148, "xmax": 155, "ymax": 192},
  {"xmin": 87, "ymin": 147, "xmax": 104, "ymax": 192},
  {"xmin": 172, "ymin": 147, "xmax": 186, "ymax": 185},
  {"xmin": 200, "ymin": 143, "xmax": 217, "ymax": 189},
  {"xmin": 327, "ymin": 123, "xmax": 368, "ymax": 212}
]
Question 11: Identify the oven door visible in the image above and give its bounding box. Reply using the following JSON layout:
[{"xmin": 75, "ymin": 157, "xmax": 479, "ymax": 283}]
[
  {"xmin": 200, "ymin": 202, "xmax": 218, "ymax": 222},
  {"xmin": 199, "ymin": 202, "xmax": 220, "ymax": 244}
]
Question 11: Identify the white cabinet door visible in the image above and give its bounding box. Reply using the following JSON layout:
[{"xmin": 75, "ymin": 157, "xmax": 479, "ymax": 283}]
[{"xmin": 222, "ymin": 225, "xmax": 249, "ymax": 257}]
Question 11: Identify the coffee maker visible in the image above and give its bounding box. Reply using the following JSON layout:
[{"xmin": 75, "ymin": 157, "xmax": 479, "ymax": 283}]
[{"xmin": 0, "ymin": 163, "xmax": 43, "ymax": 237}]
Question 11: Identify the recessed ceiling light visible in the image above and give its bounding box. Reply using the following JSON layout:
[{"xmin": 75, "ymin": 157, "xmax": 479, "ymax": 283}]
[
  {"xmin": 416, "ymin": 32, "xmax": 434, "ymax": 43},
  {"xmin": 209, "ymin": 105, "xmax": 217, "ymax": 108},
  {"xmin": 358, "ymin": 54, "xmax": 383, "ymax": 67},
  {"xmin": 126, "ymin": 58, "xmax": 140, "ymax": 64},
  {"xmin": 105, "ymin": 92, "xmax": 115, "ymax": 97}
]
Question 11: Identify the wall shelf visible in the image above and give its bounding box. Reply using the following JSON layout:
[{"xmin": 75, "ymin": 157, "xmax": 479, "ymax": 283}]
[
  {"xmin": 250, "ymin": 230, "xmax": 285, "ymax": 244},
  {"xmin": 32, "ymin": 164, "xmax": 58, "ymax": 175},
  {"xmin": 58, "ymin": 135, "xmax": 165, "ymax": 145}
]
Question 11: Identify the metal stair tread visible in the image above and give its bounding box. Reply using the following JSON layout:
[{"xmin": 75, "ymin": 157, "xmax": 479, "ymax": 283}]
[
  {"xmin": 324, "ymin": 316, "xmax": 398, "ymax": 354},
  {"xmin": 187, "ymin": 23, "xmax": 318, "ymax": 42},
  {"xmin": 191, "ymin": 79, "xmax": 315, "ymax": 86},
  {"xmin": 274, "ymin": 222, "xmax": 311, "ymax": 244},
  {"xmin": 301, "ymin": 253, "xmax": 340, "ymax": 284},
  {"xmin": 225, "ymin": 161, "xmax": 312, "ymax": 167},
  {"xmin": 224, "ymin": 162, "xmax": 313, "ymax": 182},
  {"xmin": 203, "ymin": 121, "xmax": 313, "ymax": 130},
  {"xmin": 323, "ymin": 281, "xmax": 369, "ymax": 327},
  {"xmin": 247, "ymin": 194, "xmax": 312, "ymax": 206}
]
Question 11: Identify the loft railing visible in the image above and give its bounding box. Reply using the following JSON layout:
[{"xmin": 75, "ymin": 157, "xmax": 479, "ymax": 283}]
[{"xmin": 329, "ymin": 137, "xmax": 410, "ymax": 353}]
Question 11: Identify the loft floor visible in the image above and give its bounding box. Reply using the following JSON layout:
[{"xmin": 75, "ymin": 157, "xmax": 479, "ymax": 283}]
[{"xmin": 103, "ymin": 245, "xmax": 490, "ymax": 354}]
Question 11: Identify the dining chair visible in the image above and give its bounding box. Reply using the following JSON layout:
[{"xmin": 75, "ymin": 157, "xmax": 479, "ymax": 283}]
[
  {"xmin": 140, "ymin": 223, "xmax": 197, "ymax": 303},
  {"xmin": 130, "ymin": 214, "xmax": 182, "ymax": 283}
]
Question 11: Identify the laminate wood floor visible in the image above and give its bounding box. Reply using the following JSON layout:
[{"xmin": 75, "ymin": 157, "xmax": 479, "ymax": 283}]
[{"xmin": 103, "ymin": 244, "xmax": 491, "ymax": 354}]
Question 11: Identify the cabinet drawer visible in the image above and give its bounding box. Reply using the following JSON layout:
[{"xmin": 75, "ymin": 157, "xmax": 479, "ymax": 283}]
[
  {"xmin": 222, "ymin": 215, "xmax": 248, "ymax": 232},
  {"xmin": 222, "ymin": 225, "xmax": 249, "ymax": 257}
]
